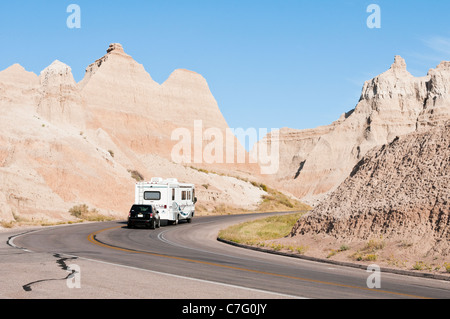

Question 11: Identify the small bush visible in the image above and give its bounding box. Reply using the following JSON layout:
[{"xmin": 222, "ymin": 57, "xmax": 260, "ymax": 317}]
[
  {"xmin": 327, "ymin": 250, "xmax": 337, "ymax": 258},
  {"xmin": 351, "ymin": 251, "xmax": 377, "ymax": 262},
  {"xmin": 0, "ymin": 220, "xmax": 15, "ymax": 228},
  {"xmin": 412, "ymin": 261, "xmax": 433, "ymax": 271},
  {"xmin": 296, "ymin": 246, "xmax": 308, "ymax": 255},
  {"xmin": 413, "ymin": 261, "xmax": 425, "ymax": 271},
  {"xmin": 69, "ymin": 204, "xmax": 112, "ymax": 222},
  {"xmin": 364, "ymin": 254, "xmax": 378, "ymax": 261},
  {"xmin": 271, "ymin": 244, "xmax": 283, "ymax": 251},
  {"xmin": 327, "ymin": 245, "xmax": 349, "ymax": 258},
  {"xmin": 364, "ymin": 239, "xmax": 385, "ymax": 252},
  {"xmin": 128, "ymin": 169, "xmax": 144, "ymax": 182},
  {"xmin": 190, "ymin": 166, "xmax": 209, "ymax": 174},
  {"xmin": 444, "ymin": 262, "xmax": 450, "ymax": 273}
]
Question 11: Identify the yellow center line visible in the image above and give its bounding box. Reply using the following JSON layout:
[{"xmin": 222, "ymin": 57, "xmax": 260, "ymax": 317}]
[{"xmin": 87, "ymin": 225, "xmax": 430, "ymax": 299}]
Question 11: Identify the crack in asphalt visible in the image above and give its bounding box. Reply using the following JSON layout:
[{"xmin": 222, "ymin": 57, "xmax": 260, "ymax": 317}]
[{"xmin": 22, "ymin": 254, "xmax": 78, "ymax": 292}]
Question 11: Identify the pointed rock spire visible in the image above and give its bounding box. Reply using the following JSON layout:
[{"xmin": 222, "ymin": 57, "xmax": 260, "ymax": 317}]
[
  {"xmin": 78, "ymin": 43, "xmax": 157, "ymax": 89},
  {"xmin": 106, "ymin": 43, "xmax": 125, "ymax": 54},
  {"xmin": 391, "ymin": 55, "xmax": 407, "ymax": 70}
]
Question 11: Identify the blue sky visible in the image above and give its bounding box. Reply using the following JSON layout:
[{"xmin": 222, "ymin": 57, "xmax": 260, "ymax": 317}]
[{"xmin": 1, "ymin": 0, "xmax": 450, "ymax": 134}]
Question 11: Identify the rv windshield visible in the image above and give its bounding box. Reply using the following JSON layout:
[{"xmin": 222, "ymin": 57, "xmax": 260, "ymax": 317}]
[{"xmin": 144, "ymin": 191, "xmax": 161, "ymax": 201}]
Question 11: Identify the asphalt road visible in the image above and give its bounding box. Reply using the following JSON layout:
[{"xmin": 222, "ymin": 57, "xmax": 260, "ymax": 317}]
[{"xmin": 7, "ymin": 213, "xmax": 450, "ymax": 299}]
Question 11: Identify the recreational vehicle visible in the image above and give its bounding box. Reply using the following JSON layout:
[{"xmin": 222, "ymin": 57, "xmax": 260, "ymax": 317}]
[{"xmin": 135, "ymin": 177, "xmax": 196, "ymax": 225}]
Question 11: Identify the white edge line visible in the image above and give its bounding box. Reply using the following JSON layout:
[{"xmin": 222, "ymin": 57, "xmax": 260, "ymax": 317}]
[
  {"xmin": 7, "ymin": 224, "xmax": 307, "ymax": 299},
  {"xmin": 63, "ymin": 253, "xmax": 307, "ymax": 300},
  {"xmin": 7, "ymin": 229, "xmax": 47, "ymax": 252}
]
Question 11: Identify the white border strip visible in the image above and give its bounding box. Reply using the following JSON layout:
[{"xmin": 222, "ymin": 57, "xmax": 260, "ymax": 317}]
[
  {"xmin": 72, "ymin": 254, "xmax": 307, "ymax": 299},
  {"xmin": 7, "ymin": 228, "xmax": 306, "ymax": 299}
]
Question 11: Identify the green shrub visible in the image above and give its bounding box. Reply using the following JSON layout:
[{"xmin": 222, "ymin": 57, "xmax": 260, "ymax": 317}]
[{"xmin": 444, "ymin": 262, "xmax": 450, "ymax": 273}]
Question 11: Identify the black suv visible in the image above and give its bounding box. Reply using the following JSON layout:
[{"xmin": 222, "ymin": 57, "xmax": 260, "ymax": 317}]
[{"xmin": 127, "ymin": 204, "xmax": 161, "ymax": 229}]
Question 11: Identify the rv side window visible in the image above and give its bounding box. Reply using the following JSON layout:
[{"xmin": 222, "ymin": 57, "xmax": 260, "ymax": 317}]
[
  {"xmin": 144, "ymin": 191, "xmax": 161, "ymax": 200},
  {"xmin": 172, "ymin": 188, "xmax": 175, "ymax": 201},
  {"xmin": 182, "ymin": 191, "xmax": 186, "ymax": 200}
]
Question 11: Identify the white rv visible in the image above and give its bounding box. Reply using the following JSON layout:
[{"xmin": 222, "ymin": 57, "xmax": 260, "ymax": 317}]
[{"xmin": 135, "ymin": 177, "xmax": 196, "ymax": 225}]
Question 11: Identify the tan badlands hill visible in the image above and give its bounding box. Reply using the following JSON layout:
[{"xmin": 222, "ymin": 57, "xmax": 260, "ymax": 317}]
[
  {"xmin": 256, "ymin": 56, "xmax": 450, "ymax": 204},
  {"xmin": 0, "ymin": 43, "xmax": 273, "ymax": 225},
  {"xmin": 289, "ymin": 122, "xmax": 449, "ymax": 263}
]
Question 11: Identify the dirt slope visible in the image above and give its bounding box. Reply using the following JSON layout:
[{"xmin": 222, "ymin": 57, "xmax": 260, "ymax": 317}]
[{"xmin": 287, "ymin": 122, "xmax": 449, "ymax": 267}]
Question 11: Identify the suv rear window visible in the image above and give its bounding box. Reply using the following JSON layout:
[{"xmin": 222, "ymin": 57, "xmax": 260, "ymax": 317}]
[{"xmin": 131, "ymin": 205, "xmax": 153, "ymax": 213}]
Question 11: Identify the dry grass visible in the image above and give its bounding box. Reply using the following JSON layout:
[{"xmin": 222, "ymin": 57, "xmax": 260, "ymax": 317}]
[
  {"xmin": 218, "ymin": 212, "xmax": 306, "ymax": 246},
  {"xmin": 69, "ymin": 204, "xmax": 113, "ymax": 222},
  {"xmin": 0, "ymin": 211, "xmax": 73, "ymax": 228},
  {"xmin": 256, "ymin": 187, "xmax": 311, "ymax": 212},
  {"xmin": 197, "ymin": 185, "xmax": 311, "ymax": 216},
  {"xmin": 128, "ymin": 169, "xmax": 144, "ymax": 182},
  {"xmin": 351, "ymin": 238, "xmax": 386, "ymax": 262}
]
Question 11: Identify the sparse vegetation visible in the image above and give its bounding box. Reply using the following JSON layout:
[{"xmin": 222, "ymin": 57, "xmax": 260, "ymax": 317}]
[
  {"xmin": 364, "ymin": 238, "xmax": 386, "ymax": 251},
  {"xmin": 250, "ymin": 181, "xmax": 268, "ymax": 192},
  {"xmin": 413, "ymin": 261, "xmax": 427, "ymax": 271},
  {"xmin": 108, "ymin": 150, "xmax": 115, "ymax": 158},
  {"xmin": 69, "ymin": 204, "xmax": 113, "ymax": 222},
  {"xmin": 350, "ymin": 238, "xmax": 386, "ymax": 262},
  {"xmin": 128, "ymin": 169, "xmax": 144, "ymax": 182},
  {"xmin": 327, "ymin": 250, "xmax": 337, "ymax": 259},
  {"xmin": 218, "ymin": 212, "xmax": 308, "ymax": 257},
  {"xmin": 189, "ymin": 166, "xmax": 210, "ymax": 174},
  {"xmin": 444, "ymin": 262, "xmax": 450, "ymax": 273},
  {"xmin": 0, "ymin": 220, "xmax": 15, "ymax": 228},
  {"xmin": 364, "ymin": 254, "xmax": 378, "ymax": 261},
  {"xmin": 0, "ymin": 210, "xmax": 68, "ymax": 228},
  {"xmin": 0, "ymin": 205, "xmax": 114, "ymax": 229},
  {"xmin": 295, "ymin": 246, "xmax": 308, "ymax": 255},
  {"xmin": 257, "ymin": 187, "xmax": 310, "ymax": 212},
  {"xmin": 186, "ymin": 165, "xmax": 311, "ymax": 213},
  {"xmin": 399, "ymin": 240, "xmax": 414, "ymax": 248},
  {"xmin": 386, "ymin": 255, "xmax": 408, "ymax": 268},
  {"xmin": 212, "ymin": 204, "xmax": 245, "ymax": 215},
  {"xmin": 352, "ymin": 252, "xmax": 378, "ymax": 262},
  {"xmin": 327, "ymin": 244, "xmax": 350, "ymax": 258}
]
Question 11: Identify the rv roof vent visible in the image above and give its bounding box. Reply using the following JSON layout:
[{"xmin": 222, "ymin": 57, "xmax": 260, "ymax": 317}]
[{"xmin": 151, "ymin": 177, "xmax": 163, "ymax": 183}]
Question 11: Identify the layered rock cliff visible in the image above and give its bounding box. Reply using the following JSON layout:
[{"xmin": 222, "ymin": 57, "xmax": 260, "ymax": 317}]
[{"xmin": 258, "ymin": 56, "xmax": 450, "ymax": 203}]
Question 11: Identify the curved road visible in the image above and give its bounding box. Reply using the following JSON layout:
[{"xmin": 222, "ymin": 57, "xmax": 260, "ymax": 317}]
[{"xmin": 10, "ymin": 213, "xmax": 450, "ymax": 299}]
